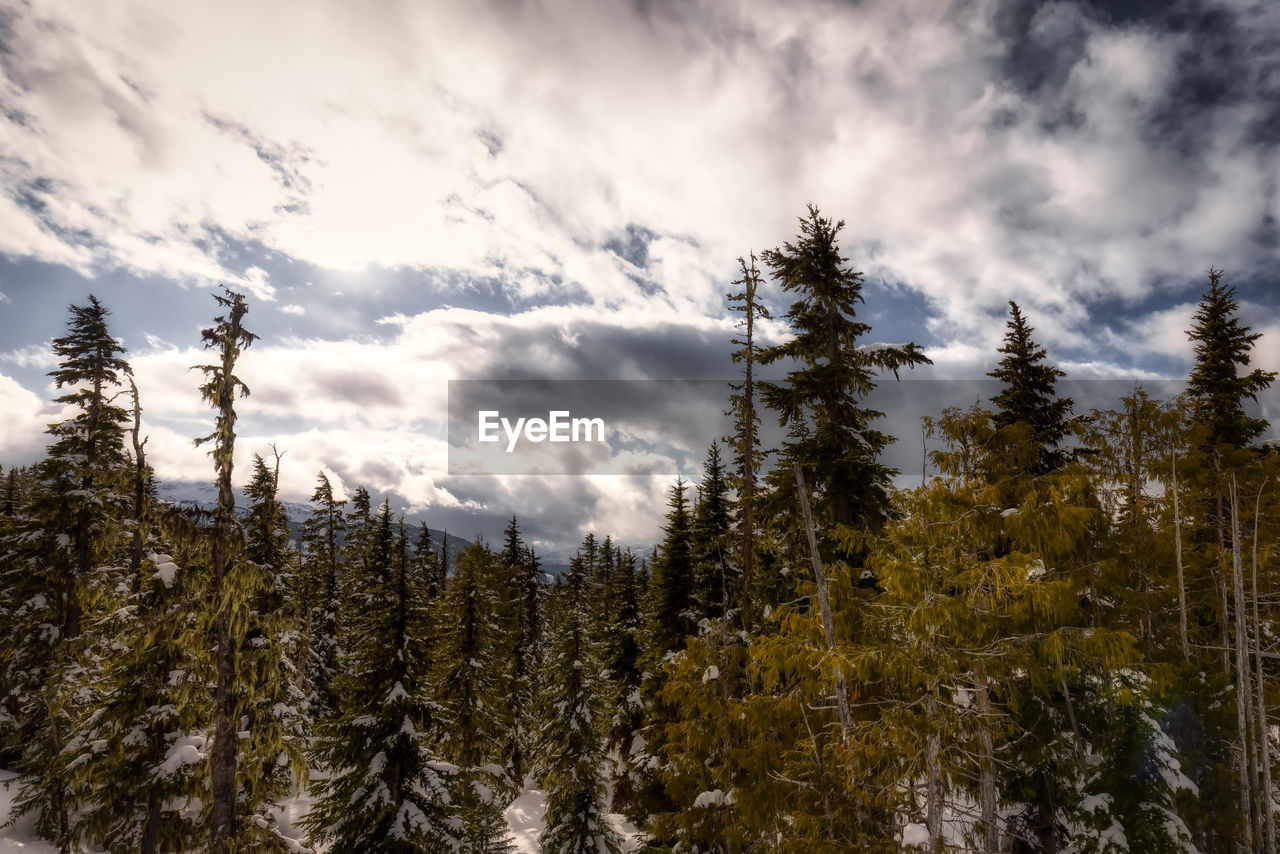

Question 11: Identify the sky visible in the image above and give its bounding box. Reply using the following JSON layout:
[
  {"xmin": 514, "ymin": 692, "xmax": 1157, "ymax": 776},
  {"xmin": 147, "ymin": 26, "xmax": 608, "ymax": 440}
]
[{"xmin": 0, "ymin": 0, "xmax": 1278, "ymax": 558}]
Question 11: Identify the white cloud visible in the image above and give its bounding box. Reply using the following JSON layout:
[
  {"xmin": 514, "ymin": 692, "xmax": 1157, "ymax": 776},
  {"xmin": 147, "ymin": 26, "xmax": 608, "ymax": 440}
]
[
  {"xmin": 0, "ymin": 0, "xmax": 1270, "ymax": 355},
  {"xmin": 0, "ymin": 371, "xmax": 53, "ymax": 462},
  {"xmin": 2, "ymin": 0, "xmax": 1279, "ymax": 548}
]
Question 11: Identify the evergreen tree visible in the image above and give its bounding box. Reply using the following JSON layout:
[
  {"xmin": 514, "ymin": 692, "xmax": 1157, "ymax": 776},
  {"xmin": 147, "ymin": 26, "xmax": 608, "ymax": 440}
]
[
  {"xmin": 645, "ymin": 479, "xmax": 696, "ymax": 657},
  {"xmin": 726, "ymin": 252, "xmax": 771, "ymax": 613},
  {"xmin": 757, "ymin": 205, "xmax": 931, "ymax": 567},
  {"xmin": 343, "ymin": 485, "xmax": 374, "ymax": 605},
  {"xmin": 435, "ymin": 539, "xmax": 515, "ymax": 849},
  {"xmin": 65, "ymin": 380, "xmax": 211, "ymax": 854},
  {"xmin": 414, "ymin": 522, "xmax": 442, "ymax": 604},
  {"xmin": 499, "ymin": 516, "xmax": 545, "ymax": 787},
  {"xmin": 692, "ymin": 442, "xmax": 734, "ymax": 621},
  {"xmin": 536, "ymin": 555, "xmax": 622, "ymax": 854},
  {"xmin": 298, "ymin": 471, "xmax": 345, "ymax": 719},
  {"xmin": 1174, "ymin": 269, "xmax": 1277, "ymax": 853},
  {"xmin": 1, "ymin": 295, "xmax": 135, "ymax": 848},
  {"xmin": 303, "ymin": 499, "xmax": 462, "ymax": 851},
  {"xmin": 237, "ymin": 451, "xmax": 308, "ymax": 848},
  {"xmin": 604, "ymin": 547, "xmax": 645, "ymax": 819},
  {"xmin": 193, "ymin": 286, "xmax": 258, "ymax": 853},
  {"xmin": 66, "ymin": 544, "xmax": 211, "ymax": 854},
  {"xmin": 987, "ymin": 300, "xmax": 1075, "ymax": 473},
  {"xmin": 1186, "ymin": 269, "xmax": 1276, "ymax": 452}
]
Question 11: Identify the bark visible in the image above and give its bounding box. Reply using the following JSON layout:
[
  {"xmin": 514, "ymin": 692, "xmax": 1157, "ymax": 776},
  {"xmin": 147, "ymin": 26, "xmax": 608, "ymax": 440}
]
[
  {"xmin": 1252, "ymin": 482, "xmax": 1276, "ymax": 854},
  {"xmin": 141, "ymin": 788, "xmax": 160, "ymax": 854},
  {"xmin": 926, "ymin": 684, "xmax": 943, "ymax": 854},
  {"xmin": 1230, "ymin": 478, "xmax": 1256, "ymax": 854},
  {"xmin": 1173, "ymin": 454, "xmax": 1190, "ymax": 662},
  {"xmin": 977, "ymin": 662, "xmax": 999, "ymax": 854},
  {"xmin": 794, "ymin": 464, "xmax": 853, "ymax": 736},
  {"xmin": 1219, "ymin": 492, "xmax": 1233, "ymax": 675},
  {"xmin": 129, "ymin": 378, "xmax": 147, "ymax": 589},
  {"xmin": 740, "ymin": 285, "xmax": 756, "ymax": 609}
]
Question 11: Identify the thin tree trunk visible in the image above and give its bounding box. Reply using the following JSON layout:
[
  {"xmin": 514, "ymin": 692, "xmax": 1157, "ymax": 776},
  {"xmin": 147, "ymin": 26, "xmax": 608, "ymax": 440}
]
[
  {"xmin": 1220, "ymin": 491, "xmax": 1234, "ymax": 676},
  {"xmin": 128, "ymin": 378, "xmax": 148, "ymax": 587},
  {"xmin": 1061, "ymin": 676, "xmax": 1084, "ymax": 763},
  {"xmin": 1173, "ymin": 454, "xmax": 1190, "ymax": 662},
  {"xmin": 977, "ymin": 661, "xmax": 998, "ymax": 854},
  {"xmin": 794, "ymin": 464, "xmax": 853, "ymax": 736},
  {"xmin": 1230, "ymin": 477, "xmax": 1256, "ymax": 854},
  {"xmin": 741, "ymin": 295, "xmax": 756, "ymax": 611},
  {"xmin": 1252, "ymin": 482, "xmax": 1276, "ymax": 854},
  {"xmin": 926, "ymin": 684, "xmax": 943, "ymax": 854},
  {"xmin": 141, "ymin": 787, "xmax": 161, "ymax": 854}
]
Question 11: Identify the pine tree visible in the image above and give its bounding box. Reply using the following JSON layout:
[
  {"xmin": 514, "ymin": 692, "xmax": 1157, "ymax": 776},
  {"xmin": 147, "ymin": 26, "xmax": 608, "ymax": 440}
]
[
  {"xmin": 635, "ymin": 479, "xmax": 697, "ymax": 839},
  {"xmin": 604, "ymin": 547, "xmax": 645, "ymax": 819},
  {"xmin": 298, "ymin": 471, "xmax": 346, "ymax": 719},
  {"xmin": 434, "ymin": 539, "xmax": 515, "ymax": 849},
  {"xmin": 536, "ymin": 555, "xmax": 622, "ymax": 854},
  {"xmin": 692, "ymin": 442, "xmax": 734, "ymax": 621},
  {"xmin": 1186, "ymin": 269, "xmax": 1276, "ymax": 452},
  {"xmin": 1, "ymin": 295, "xmax": 135, "ymax": 849},
  {"xmin": 645, "ymin": 479, "xmax": 696, "ymax": 657},
  {"xmin": 726, "ymin": 252, "xmax": 771, "ymax": 613},
  {"xmin": 66, "ymin": 544, "xmax": 211, "ymax": 854},
  {"xmin": 987, "ymin": 300, "xmax": 1075, "ymax": 473},
  {"xmin": 757, "ymin": 205, "xmax": 931, "ymax": 566},
  {"xmin": 499, "ymin": 516, "xmax": 545, "ymax": 787},
  {"xmin": 237, "ymin": 451, "xmax": 308, "ymax": 848},
  {"xmin": 303, "ymin": 500, "xmax": 462, "ymax": 851},
  {"xmin": 1175, "ymin": 269, "xmax": 1277, "ymax": 854},
  {"xmin": 193, "ymin": 286, "xmax": 258, "ymax": 853},
  {"xmin": 343, "ymin": 485, "xmax": 374, "ymax": 606},
  {"xmin": 64, "ymin": 377, "xmax": 211, "ymax": 854},
  {"xmin": 414, "ymin": 522, "xmax": 442, "ymax": 604}
]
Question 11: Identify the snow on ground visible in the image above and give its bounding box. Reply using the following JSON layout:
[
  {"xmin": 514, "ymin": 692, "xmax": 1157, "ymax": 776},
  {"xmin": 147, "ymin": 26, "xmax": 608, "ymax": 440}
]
[
  {"xmin": 504, "ymin": 788, "xmax": 643, "ymax": 853},
  {"xmin": 0, "ymin": 770, "xmax": 58, "ymax": 853},
  {"xmin": 1, "ymin": 770, "xmax": 640, "ymax": 853}
]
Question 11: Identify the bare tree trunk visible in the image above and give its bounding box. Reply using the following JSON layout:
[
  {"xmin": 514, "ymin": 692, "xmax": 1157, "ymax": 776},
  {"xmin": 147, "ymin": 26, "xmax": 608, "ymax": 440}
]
[
  {"xmin": 1252, "ymin": 482, "xmax": 1276, "ymax": 854},
  {"xmin": 977, "ymin": 661, "xmax": 999, "ymax": 854},
  {"xmin": 926, "ymin": 684, "xmax": 943, "ymax": 854},
  {"xmin": 1173, "ymin": 454, "xmax": 1190, "ymax": 662},
  {"xmin": 1219, "ymin": 492, "xmax": 1234, "ymax": 676},
  {"xmin": 128, "ymin": 378, "xmax": 148, "ymax": 588},
  {"xmin": 141, "ymin": 788, "xmax": 161, "ymax": 854},
  {"xmin": 1230, "ymin": 477, "xmax": 1256, "ymax": 854},
  {"xmin": 794, "ymin": 464, "xmax": 853, "ymax": 736}
]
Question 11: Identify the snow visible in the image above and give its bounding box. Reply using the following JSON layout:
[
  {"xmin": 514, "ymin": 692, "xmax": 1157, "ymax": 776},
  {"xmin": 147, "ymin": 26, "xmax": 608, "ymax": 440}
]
[
  {"xmin": 504, "ymin": 787, "xmax": 642, "ymax": 853},
  {"xmin": 0, "ymin": 769, "xmax": 59, "ymax": 852},
  {"xmin": 2, "ymin": 770, "xmax": 644, "ymax": 853},
  {"xmin": 692, "ymin": 788, "xmax": 735, "ymax": 808},
  {"xmin": 900, "ymin": 822, "xmax": 930, "ymax": 848},
  {"xmin": 153, "ymin": 560, "xmax": 180, "ymax": 588},
  {"xmin": 155, "ymin": 735, "xmax": 206, "ymax": 777}
]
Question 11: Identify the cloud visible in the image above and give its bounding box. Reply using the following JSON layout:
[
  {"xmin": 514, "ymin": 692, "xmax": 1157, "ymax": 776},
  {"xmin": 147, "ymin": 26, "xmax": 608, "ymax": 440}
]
[
  {"xmin": 2, "ymin": 0, "xmax": 1279, "ymax": 550},
  {"xmin": 0, "ymin": 370, "xmax": 53, "ymax": 462},
  {"xmin": 0, "ymin": 0, "xmax": 1272, "ymax": 355}
]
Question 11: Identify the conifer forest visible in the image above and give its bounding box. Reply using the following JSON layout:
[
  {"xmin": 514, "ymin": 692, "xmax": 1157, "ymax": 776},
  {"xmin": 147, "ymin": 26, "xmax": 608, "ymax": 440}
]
[{"xmin": 2, "ymin": 205, "xmax": 1279, "ymax": 854}]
